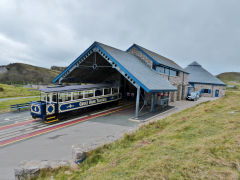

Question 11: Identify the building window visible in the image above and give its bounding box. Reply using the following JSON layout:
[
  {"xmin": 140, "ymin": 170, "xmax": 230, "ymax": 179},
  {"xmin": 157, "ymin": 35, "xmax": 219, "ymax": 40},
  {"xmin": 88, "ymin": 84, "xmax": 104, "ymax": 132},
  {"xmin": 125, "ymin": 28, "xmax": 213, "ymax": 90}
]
[
  {"xmin": 201, "ymin": 89, "xmax": 212, "ymax": 94},
  {"xmin": 155, "ymin": 66, "xmax": 179, "ymax": 76},
  {"xmin": 170, "ymin": 70, "xmax": 177, "ymax": 76},
  {"xmin": 165, "ymin": 68, "xmax": 170, "ymax": 75},
  {"xmin": 156, "ymin": 66, "xmax": 165, "ymax": 73}
]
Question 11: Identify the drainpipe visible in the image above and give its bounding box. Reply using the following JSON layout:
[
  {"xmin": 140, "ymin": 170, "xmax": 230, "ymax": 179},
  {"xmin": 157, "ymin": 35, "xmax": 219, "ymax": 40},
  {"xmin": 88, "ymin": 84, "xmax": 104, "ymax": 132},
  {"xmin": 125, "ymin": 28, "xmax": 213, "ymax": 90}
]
[{"xmin": 182, "ymin": 72, "xmax": 185, "ymax": 100}]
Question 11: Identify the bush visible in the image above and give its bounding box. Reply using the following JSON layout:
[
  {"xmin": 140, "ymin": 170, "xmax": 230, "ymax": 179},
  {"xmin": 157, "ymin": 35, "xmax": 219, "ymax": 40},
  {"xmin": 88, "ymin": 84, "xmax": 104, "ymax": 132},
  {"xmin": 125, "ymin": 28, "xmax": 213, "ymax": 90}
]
[{"xmin": 0, "ymin": 87, "xmax": 4, "ymax": 92}]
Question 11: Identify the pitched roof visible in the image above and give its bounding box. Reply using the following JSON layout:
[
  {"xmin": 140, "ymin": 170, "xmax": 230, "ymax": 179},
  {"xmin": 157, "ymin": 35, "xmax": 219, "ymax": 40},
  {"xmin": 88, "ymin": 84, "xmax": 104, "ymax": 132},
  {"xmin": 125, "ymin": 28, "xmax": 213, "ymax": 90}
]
[
  {"xmin": 96, "ymin": 42, "xmax": 177, "ymax": 92},
  {"xmin": 53, "ymin": 42, "xmax": 177, "ymax": 92},
  {"xmin": 185, "ymin": 61, "xmax": 226, "ymax": 86},
  {"xmin": 127, "ymin": 44, "xmax": 188, "ymax": 73}
]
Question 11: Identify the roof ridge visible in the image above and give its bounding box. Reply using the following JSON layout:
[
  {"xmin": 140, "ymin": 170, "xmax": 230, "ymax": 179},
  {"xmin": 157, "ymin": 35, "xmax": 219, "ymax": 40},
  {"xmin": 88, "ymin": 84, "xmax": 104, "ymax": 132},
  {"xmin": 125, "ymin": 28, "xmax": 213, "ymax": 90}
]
[{"xmin": 96, "ymin": 41, "xmax": 126, "ymax": 53}]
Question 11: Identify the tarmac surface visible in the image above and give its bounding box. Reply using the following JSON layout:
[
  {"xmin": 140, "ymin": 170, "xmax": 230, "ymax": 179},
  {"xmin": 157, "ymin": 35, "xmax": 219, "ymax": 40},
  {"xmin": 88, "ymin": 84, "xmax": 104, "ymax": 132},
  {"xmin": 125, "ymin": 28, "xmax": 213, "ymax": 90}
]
[{"xmin": 0, "ymin": 97, "xmax": 216, "ymax": 180}]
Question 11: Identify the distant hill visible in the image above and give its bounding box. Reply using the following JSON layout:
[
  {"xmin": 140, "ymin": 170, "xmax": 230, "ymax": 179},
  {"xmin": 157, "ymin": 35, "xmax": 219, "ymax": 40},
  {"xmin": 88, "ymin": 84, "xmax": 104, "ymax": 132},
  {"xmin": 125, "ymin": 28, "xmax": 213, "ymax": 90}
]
[
  {"xmin": 217, "ymin": 72, "xmax": 240, "ymax": 83},
  {"xmin": 0, "ymin": 63, "xmax": 60, "ymax": 84}
]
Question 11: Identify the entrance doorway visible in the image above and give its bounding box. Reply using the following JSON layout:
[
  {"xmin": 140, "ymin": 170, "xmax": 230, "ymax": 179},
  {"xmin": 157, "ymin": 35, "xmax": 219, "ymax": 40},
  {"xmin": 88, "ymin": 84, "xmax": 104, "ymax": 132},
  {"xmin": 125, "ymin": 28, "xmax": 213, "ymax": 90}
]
[{"xmin": 215, "ymin": 90, "xmax": 219, "ymax": 97}]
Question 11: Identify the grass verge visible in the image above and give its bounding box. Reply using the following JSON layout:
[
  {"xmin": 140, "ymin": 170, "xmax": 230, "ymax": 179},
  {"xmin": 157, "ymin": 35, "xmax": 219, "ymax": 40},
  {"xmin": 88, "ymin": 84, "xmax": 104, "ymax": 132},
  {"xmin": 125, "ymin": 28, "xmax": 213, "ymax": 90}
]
[
  {"xmin": 0, "ymin": 83, "xmax": 39, "ymax": 99},
  {"xmin": 37, "ymin": 91, "xmax": 240, "ymax": 180},
  {"xmin": 0, "ymin": 97, "xmax": 39, "ymax": 113}
]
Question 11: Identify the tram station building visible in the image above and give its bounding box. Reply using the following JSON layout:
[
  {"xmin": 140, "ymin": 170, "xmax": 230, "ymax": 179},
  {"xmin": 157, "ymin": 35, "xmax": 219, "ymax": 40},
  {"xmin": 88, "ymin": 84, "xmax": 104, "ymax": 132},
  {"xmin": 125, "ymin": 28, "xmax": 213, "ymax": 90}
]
[
  {"xmin": 52, "ymin": 42, "xmax": 224, "ymax": 117},
  {"xmin": 185, "ymin": 62, "xmax": 226, "ymax": 97},
  {"xmin": 52, "ymin": 42, "xmax": 190, "ymax": 117}
]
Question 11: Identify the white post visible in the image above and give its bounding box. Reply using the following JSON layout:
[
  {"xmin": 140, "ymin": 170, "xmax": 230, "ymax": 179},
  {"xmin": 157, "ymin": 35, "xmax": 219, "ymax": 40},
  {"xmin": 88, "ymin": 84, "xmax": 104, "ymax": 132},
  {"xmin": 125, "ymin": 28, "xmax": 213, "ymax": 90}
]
[
  {"xmin": 135, "ymin": 86, "xmax": 140, "ymax": 119},
  {"xmin": 151, "ymin": 93, "xmax": 156, "ymax": 112}
]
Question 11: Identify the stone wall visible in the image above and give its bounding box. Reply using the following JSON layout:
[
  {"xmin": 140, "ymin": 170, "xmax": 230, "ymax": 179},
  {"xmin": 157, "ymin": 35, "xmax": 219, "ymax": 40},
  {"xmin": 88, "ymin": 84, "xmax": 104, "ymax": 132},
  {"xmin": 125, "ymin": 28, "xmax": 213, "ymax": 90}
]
[
  {"xmin": 192, "ymin": 84, "xmax": 226, "ymax": 97},
  {"xmin": 160, "ymin": 72, "xmax": 189, "ymax": 101},
  {"xmin": 128, "ymin": 47, "xmax": 153, "ymax": 68}
]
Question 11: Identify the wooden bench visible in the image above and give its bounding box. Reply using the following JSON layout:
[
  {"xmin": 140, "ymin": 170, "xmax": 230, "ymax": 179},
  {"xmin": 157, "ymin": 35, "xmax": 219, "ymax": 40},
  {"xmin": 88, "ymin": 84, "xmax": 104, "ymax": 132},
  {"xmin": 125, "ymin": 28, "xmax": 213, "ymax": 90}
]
[{"xmin": 10, "ymin": 102, "xmax": 31, "ymax": 112}]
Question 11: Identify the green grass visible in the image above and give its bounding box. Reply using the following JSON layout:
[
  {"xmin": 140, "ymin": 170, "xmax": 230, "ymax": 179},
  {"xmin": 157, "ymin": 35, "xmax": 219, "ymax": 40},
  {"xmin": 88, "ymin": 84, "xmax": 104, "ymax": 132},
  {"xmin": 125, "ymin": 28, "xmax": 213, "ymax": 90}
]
[
  {"xmin": 0, "ymin": 84, "xmax": 39, "ymax": 99},
  {"xmin": 0, "ymin": 97, "xmax": 39, "ymax": 113},
  {"xmin": 37, "ymin": 90, "xmax": 240, "ymax": 180}
]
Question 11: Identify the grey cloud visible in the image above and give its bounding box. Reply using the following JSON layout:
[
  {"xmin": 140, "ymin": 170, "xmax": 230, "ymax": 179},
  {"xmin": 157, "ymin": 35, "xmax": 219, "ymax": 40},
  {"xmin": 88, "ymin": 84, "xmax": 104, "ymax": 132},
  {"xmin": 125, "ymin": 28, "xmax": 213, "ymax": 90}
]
[{"xmin": 0, "ymin": 0, "xmax": 239, "ymax": 74}]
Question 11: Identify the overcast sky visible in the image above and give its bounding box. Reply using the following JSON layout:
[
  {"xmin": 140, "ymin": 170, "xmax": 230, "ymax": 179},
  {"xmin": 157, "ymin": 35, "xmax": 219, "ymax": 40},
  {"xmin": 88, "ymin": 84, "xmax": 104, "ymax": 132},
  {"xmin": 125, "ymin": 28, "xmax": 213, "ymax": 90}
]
[{"xmin": 0, "ymin": 0, "xmax": 239, "ymax": 75}]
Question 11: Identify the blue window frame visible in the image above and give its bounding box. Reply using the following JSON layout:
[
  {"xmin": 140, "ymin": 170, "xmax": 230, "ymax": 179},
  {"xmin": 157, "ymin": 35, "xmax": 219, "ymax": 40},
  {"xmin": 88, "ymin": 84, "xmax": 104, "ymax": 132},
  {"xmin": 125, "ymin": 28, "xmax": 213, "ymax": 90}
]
[
  {"xmin": 155, "ymin": 66, "xmax": 179, "ymax": 76},
  {"xmin": 202, "ymin": 89, "xmax": 211, "ymax": 94},
  {"xmin": 170, "ymin": 70, "xmax": 177, "ymax": 76},
  {"xmin": 165, "ymin": 68, "xmax": 170, "ymax": 75},
  {"xmin": 156, "ymin": 66, "xmax": 165, "ymax": 73}
]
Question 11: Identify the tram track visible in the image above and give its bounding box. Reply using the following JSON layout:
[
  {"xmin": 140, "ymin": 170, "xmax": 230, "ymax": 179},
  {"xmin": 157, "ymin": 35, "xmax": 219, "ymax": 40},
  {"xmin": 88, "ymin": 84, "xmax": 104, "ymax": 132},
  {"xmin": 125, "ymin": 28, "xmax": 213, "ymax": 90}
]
[
  {"xmin": 0, "ymin": 103, "xmax": 133, "ymax": 147},
  {"xmin": 0, "ymin": 122, "xmax": 47, "ymax": 141},
  {"xmin": 0, "ymin": 119, "xmax": 38, "ymax": 131}
]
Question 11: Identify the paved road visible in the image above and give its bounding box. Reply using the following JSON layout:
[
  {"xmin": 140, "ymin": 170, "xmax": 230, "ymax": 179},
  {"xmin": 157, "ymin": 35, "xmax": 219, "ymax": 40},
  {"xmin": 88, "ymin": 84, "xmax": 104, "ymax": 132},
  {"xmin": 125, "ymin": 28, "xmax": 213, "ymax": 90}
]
[{"xmin": 0, "ymin": 97, "xmax": 216, "ymax": 180}]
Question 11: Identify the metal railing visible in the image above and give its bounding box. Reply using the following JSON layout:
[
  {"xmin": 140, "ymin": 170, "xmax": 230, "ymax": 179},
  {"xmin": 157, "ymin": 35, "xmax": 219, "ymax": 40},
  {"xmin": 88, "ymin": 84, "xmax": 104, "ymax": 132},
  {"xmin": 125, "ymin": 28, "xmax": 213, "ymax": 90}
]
[{"xmin": 10, "ymin": 103, "xmax": 31, "ymax": 111}]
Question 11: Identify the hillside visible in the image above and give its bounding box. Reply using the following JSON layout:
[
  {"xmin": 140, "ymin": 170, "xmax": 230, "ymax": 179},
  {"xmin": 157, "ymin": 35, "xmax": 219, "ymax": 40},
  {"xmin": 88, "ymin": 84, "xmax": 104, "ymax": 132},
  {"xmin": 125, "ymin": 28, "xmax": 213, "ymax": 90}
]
[
  {"xmin": 38, "ymin": 90, "xmax": 240, "ymax": 179},
  {"xmin": 217, "ymin": 72, "xmax": 240, "ymax": 83},
  {"xmin": 0, "ymin": 63, "xmax": 60, "ymax": 84}
]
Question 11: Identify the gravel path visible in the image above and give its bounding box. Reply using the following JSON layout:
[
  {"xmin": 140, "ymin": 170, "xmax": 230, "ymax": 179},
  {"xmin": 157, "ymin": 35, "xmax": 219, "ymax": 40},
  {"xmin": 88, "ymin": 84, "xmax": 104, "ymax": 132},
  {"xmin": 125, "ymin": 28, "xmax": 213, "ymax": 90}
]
[{"xmin": 0, "ymin": 96, "xmax": 39, "ymax": 102}]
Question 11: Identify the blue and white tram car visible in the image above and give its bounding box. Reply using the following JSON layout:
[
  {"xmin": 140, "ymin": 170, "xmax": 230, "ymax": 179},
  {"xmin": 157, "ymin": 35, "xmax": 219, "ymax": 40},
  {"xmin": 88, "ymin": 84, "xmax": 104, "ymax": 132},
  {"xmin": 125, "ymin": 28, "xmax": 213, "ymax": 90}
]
[{"xmin": 30, "ymin": 84, "xmax": 121, "ymax": 123}]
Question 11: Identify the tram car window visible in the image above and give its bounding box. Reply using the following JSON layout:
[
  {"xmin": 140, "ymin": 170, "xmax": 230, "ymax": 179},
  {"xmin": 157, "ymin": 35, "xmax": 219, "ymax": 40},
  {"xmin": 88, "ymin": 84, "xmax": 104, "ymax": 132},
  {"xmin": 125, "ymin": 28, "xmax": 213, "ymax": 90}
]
[
  {"xmin": 41, "ymin": 92, "xmax": 47, "ymax": 102},
  {"xmin": 95, "ymin": 89, "xmax": 103, "ymax": 96},
  {"xmin": 52, "ymin": 93, "xmax": 57, "ymax": 102},
  {"xmin": 59, "ymin": 92, "xmax": 66, "ymax": 102},
  {"xmin": 67, "ymin": 92, "xmax": 71, "ymax": 101},
  {"xmin": 104, "ymin": 88, "xmax": 111, "ymax": 95},
  {"xmin": 73, "ymin": 92, "xmax": 78, "ymax": 100},
  {"xmin": 79, "ymin": 91, "xmax": 84, "ymax": 99},
  {"xmin": 84, "ymin": 90, "xmax": 94, "ymax": 98},
  {"xmin": 47, "ymin": 94, "xmax": 50, "ymax": 102},
  {"xmin": 112, "ymin": 88, "xmax": 119, "ymax": 94}
]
